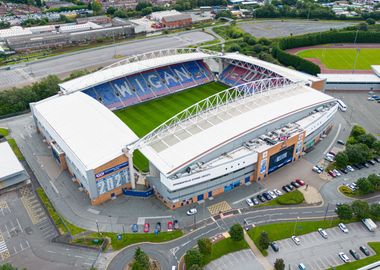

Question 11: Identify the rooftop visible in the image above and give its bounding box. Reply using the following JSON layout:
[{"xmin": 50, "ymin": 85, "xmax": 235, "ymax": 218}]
[
  {"xmin": 318, "ymin": 73, "xmax": 380, "ymax": 83},
  {"xmin": 0, "ymin": 141, "xmax": 24, "ymax": 180}
]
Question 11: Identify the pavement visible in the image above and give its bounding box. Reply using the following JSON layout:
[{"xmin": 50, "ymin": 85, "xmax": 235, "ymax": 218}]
[
  {"xmin": 204, "ymin": 249, "xmax": 264, "ymax": 270},
  {"xmin": 238, "ymin": 19, "xmax": 356, "ymax": 39},
  {"xmin": 0, "ymin": 31, "xmax": 215, "ymax": 91}
]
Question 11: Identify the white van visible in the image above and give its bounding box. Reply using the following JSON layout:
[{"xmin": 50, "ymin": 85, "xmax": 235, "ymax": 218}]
[
  {"xmin": 337, "ymin": 99, "xmax": 347, "ymax": 112},
  {"xmin": 298, "ymin": 263, "xmax": 306, "ymax": 270}
]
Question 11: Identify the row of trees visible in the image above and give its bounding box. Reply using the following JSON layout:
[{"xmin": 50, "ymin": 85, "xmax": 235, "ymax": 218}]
[
  {"xmin": 356, "ymin": 174, "xmax": 380, "ymax": 195},
  {"xmin": 336, "ymin": 200, "xmax": 380, "ymax": 220},
  {"xmin": 335, "ymin": 125, "xmax": 380, "ymax": 169},
  {"xmin": 185, "ymin": 224, "xmax": 244, "ymax": 269}
]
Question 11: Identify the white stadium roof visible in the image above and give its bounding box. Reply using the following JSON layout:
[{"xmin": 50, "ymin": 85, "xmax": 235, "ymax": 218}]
[
  {"xmin": 138, "ymin": 82, "xmax": 335, "ymax": 176},
  {"xmin": 32, "ymin": 92, "xmax": 138, "ymax": 174},
  {"xmin": 318, "ymin": 73, "xmax": 380, "ymax": 83},
  {"xmin": 0, "ymin": 141, "xmax": 24, "ymax": 180}
]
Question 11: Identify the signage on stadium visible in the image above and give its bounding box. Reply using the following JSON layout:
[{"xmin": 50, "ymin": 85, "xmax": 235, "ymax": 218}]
[{"xmin": 95, "ymin": 161, "xmax": 129, "ymax": 179}]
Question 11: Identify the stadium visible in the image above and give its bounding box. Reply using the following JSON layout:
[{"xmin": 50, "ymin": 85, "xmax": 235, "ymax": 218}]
[{"xmin": 31, "ymin": 48, "xmax": 337, "ymax": 208}]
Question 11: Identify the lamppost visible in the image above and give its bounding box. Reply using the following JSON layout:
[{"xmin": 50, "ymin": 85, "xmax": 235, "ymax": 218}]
[
  {"xmin": 293, "ymin": 216, "xmax": 300, "ymax": 235},
  {"xmin": 95, "ymin": 220, "xmax": 100, "ymax": 235}
]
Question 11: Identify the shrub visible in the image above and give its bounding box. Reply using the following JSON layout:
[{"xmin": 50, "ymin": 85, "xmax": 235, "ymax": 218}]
[
  {"xmin": 335, "ymin": 152, "xmax": 349, "ymax": 169},
  {"xmin": 357, "ymin": 177, "xmax": 375, "ymax": 194},
  {"xmin": 352, "ymin": 200, "xmax": 370, "ymax": 219},
  {"xmin": 185, "ymin": 249, "xmax": 202, "ymax": 269},
  {"xmin": 277, "ymin": 190, "xmax": 304, "ymax": 205},
  {"xmin": 337, "ymin": 204, "xmax": 353, "ymax": 220},
  {"xmin": 258, "ymin": 231, "xmax": 270, "ymax": 250},
  {"xmin": 229, "ymin": 224, "xmax": 244, "ymax": 241},
  {"xmin": 198, "ymin": 238, "xmax": 212, "ymax": 256},
  {"xmin": 339, "ymin": 185, "xmax": 353, "ymax": 196}
]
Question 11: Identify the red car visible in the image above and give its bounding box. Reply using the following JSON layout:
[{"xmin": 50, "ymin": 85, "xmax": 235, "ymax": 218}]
[
  {"xmin": 144, "ymin": 223, "xmax": 150, "ymax": 233},
  {"xmin": 167, "ymin": 221, "xmax": 173, "ymax": 232},
  {"xmin": 328, "ymin": 170, "xmax": 336, "ymax": 178},
  {"xmin": 295, "ymin": 179, "xmax": 305, "ymax": 186}
]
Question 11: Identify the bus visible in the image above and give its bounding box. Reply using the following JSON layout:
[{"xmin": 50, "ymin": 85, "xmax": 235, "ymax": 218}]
[{"xmin": 336, "ymin": 99, "xmax": 347, "ymax": 112}]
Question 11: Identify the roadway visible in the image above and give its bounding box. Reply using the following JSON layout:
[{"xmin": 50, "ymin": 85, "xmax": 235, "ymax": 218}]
[{"xmin": 0, "ymin": 31, "xmax": 215, "ymax": 91}]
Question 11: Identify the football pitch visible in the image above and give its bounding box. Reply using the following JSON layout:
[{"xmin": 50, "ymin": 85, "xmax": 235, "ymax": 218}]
[
  {"xmin": 296, "ymin": 48, "xmax": 380, "ymax": 70},
  {"xmin": 114, "ymin": 81, "xmax": 228, "ymax": 171}
]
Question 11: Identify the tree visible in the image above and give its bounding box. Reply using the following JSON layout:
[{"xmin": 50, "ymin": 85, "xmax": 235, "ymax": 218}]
[
  {"xmin": 367, "ymin": 174, "xmax": 380, "ymax": 191},
  {"xmin": 337, "ymin": 204, "xmax": 353, "ymax": 220},
  {"xmin": 252, "ymin": 44, "xmax": 263, "ymax": 53},
  {"xmin": 229, "ymin": 224, "xmax": 244, "ymax": 241},
  {"xmin": 274, "ymin": 258, "xmax": 285, "ymax": 270},
  {"xmin": 185, "ymin": 249, "xmax": 202, "ymax": 269},
  {"xmin": 366, "ymin": 18, "xmax": 376, "ymax": 25},
  {"xmin": 352, "ymin": 200, "xmax": 370, "ymax": 219},
  {"xmin": 136, "ymin": 1, "xmax": 152, "ymax": 11},
  {"xmin": 106, "ymin": 6, "xmax": 116, "ymax": 15},
  {"xmin": 370, "ymin": 203, "xmax": 380, "ymax": 219},
  {"xmin": 132, "ymin": 247, "xmax": 150, "ymax": 270},
  {"xmin": 356, "ymin": 177, "xmax": 375, "ymax": 194},
  {"xmin": 345, "ymin": 143, "xmax": 370, "ymax": 164},
  {"xmin": 258, "ymin": 231, "xmax": 270, "ymax": 250},
  {"xmin": 350, "ymin": 125, "xmax": 366, "ymax": 138},
  {"xmin": 92, "ymin": 0, "xmax": 103, "ymax": 15},
  {"xmin": 258, "ymin": 37, "xmax": 271, "ymax": 46},
  {"xmin": 357, "ymin": 133, "xmax": 377, "ymax": 148},
  {"xmin": 198, "ymin": 238, "xmax": 212, "ymax": 256},
  {"xmin": 372, "ymin": 140, "xmax": 380, "ymax": 154},
  {"xmin": 141, "ymin": 7, "xmax": 153, "ymax": 16},
  {"xmin": 227, "ymin": 43, "xmax": 241, "ymax": 52},
  {"xmin": 335, "ymin": 152, "xmax": 349, "ymax": 169},
  {"xmin": 215, "ymin": 10, "xmax": 233, "ymax": 19},
  {"xmin": 357, "ymin": 22, "xmax": 368, "ymax": 31},
  {"xmin": 189, "ymin": 264, "xmax": 202, "ymax": 270}
]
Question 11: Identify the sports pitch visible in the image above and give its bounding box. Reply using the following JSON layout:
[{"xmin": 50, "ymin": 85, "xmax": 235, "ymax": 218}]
[
  {"xmin": 296, "ymin": 48, "xmax": 380, "ymax": 70},
  {"xmin": 114, "ymin": 81, "xmax": 228, "ymax": 171}
]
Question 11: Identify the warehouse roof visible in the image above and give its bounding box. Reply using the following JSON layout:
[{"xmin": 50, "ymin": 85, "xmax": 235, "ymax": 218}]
[{"xmin": 0, "ymin": 141, "xmax": 24, "ymax": 180}]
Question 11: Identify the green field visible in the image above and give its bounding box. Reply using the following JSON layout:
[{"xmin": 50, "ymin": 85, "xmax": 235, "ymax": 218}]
[
  {"xmin": 297, "ymin": 48, "xmax": 380, "ymax": 70},
  {"xmin": 114, "ymin": 82, "xmax": 228, "ymax": 171}
]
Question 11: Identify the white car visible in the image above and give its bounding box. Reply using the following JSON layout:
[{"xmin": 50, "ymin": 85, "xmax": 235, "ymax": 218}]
[
  {"xmin": 333, "ymin": 169, "xmax": 341, "ymax": 177},
  {"xmin": 338, "ymin": 223, "xmax": 349, "ymax": 233},
  {"xmin": 318, "ymin": 228, "xmax": 328, "ymax": 239},
  {"xmin": 313, "ymin": 166, "xmax": 322, "ymax": 174},
  {"xmin": 273, "ymin": 189, "xmax": 283, "ymax": 196},
  {"xmin": 268, "ymin": 191, "xmax": 277, "ymax": 199},
  {"xmin": 186, "ymin": 208, "xmax": 197, "ymax": 216},
  {"xmin": 338, "ymin": 252, "xmax": 350, "ymax": 263},
  {"xmin": 346, "ymin": 165, "xmax": 354, "ymax": 172},
  {"xmin": 246, "ymin": 198, "xmax": 254, "ymax": 207},
  {"xmin": 291, "ymin": 235, "xmax": 300, "ymax": 245},
  {"xmin": 325, "ymin": 156, "xmax": 334, "ymax": 162},
  {"xmin": 368, "ymin": 97, "xmax": 374, "ymax": 101}
]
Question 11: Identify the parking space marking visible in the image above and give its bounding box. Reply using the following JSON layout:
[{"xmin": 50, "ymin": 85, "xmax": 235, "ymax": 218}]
[
  {"xmin": 0, "ymin": 232, "xmax": 10, "ymax": 261},
  {"xmin": 0, "ymin": 201, "xmax": 11, "ymax": 217}
]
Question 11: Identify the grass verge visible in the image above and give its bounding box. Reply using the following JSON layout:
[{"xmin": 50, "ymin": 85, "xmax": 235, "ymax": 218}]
[
  {"xmin": 248, "ymin": 219, "xmax": 344, "ymax": 256},
  {"xmin": 256, "ymin": 190, "xmax": 305, "ymax": 207},
  {"xmin": 90, "ymin": 230, "xmax": 183, "ymax": 251},
  {"xmin": 36, "ymin": 187, "xmax": 85, "ymax": 235},
  {"xmin": 202, "ymin": 238, "xmax": 249, "ymax": 266},
  {"xmin": 329, "ymin": 242, "xmax": 380, "ymax": 270}
]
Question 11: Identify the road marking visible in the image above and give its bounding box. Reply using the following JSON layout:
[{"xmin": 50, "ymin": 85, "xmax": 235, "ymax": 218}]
[
  {"xmin": 47, "ymin": 250, "xmax": 57, "ymax": 254},
  {"xmin": 181, "ymin": 240, "xmax": 191, "ymax": 247},
  {"xmin": 50, "ymin": 181, "xmax": 59, "ymax": 194},
  {"xmin": 324, "ymin": 123, "xmax": 342, "ymax": 155}
]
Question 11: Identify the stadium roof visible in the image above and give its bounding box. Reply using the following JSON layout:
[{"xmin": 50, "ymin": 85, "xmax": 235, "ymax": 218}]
[
  {"xmin": 32, "ymin": 92, "xmax": 138, "ymax": 175},
  {"xmin": 59, "ymin": 51, "xmax": 212, "ymax": 94},
  {"xmin": 138, "ymin": 83, "xmax": 335, "ymax": 176},
  {"xmin": 0, "ymin": 141, "xmax": 24, "ymax": 180},
  {"xmin": 318, "ymin": 73, "xmax": 380, "ymax": 83}
]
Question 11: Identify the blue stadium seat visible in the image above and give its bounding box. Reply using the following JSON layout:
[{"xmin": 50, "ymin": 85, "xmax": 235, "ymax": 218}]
[
  {"xmin": 156, "ymin": 66, "xmax": 182, "ymax": 92},
  {"xmin": 127, "ymin": 73, "xmax": 156, "ymax": 102}
]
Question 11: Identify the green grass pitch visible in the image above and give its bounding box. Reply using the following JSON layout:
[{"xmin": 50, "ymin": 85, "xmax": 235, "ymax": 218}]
[
  {"xmin": 114, "ymin": 81, "xmax": 228, "ymax": 171},
  {"xmin": 296, "ymin": 48, "xmax": 380, "ymax": 70}
]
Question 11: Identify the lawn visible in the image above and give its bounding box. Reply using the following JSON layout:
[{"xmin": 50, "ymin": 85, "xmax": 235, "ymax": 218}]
[
  {"xmin": 329, "ymin": 242, "xmax": 380, "ymax": 270},
  {"xmin": 296, "ymin": 48, "xmax": 380, "ymax": 70},
  {"xmin": 248, "ymin": 219, "xmax": 343, "ymax": 255},
  {"xmin": 91, "ymin": 230, "xmax": 183, "ymax": 250},
  {"xmin": 257, "ymin": 190, "xmax": 305, "ymax": 207},
  {"xmin": 202, "ymin": 238, "xmax": 249, "ymax": 266},
  {"xmin": 114, "ymin": 82, "xmax": 228, "ymax": 171}
]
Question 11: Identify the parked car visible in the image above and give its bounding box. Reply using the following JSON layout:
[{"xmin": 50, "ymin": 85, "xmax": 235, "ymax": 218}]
[
  {"xmin": 346, "ymin": 165, "xmax": 355, "ymax": 172},
  {"xmin": 155, "ymin": 222, "xmax": 161, "ymax": 232},
  {"xmin": 349, "ymin": 249, "xmax": 360, "ymax": 260},
  {"xmin": 337, "ymin": 140, "xmax": 345, "ymax": 145},
  {"xmin": 325, "ymin": 156, "xmax": 334, "ymax": 162},
  {"xmin": 263, "ymin": 192, "xmax": 272, "ymax": 200},
  {"xmin": 374, "ymin": 157, "xmax": 380, "ymax": 163},
  {"xmin": 246, "ymin": 198, "xmax": 254, "ymax": 207},
  {"xmin": 328, "ymin": 151, "xmax": 336, "ymax": 156},
  {"xmin": 316, "ymin": 165, "xmax": 324, "ymax": 171},
  {"xmin": 312, "ymin": 166, "xmax": 322, "ymax": 173},
  {"xmin": 328, "ymin": 170, "xmax": 336, "ymax": 177},
  {"xmin": 362, "ymin": 162, "xmax": 370, "ymax": 168},
  {"xmin": 286, "ymin": 184, "xmax": 294, "ymax": 191},
  {"xmin": 298, "ymin": 263, "xmax": 306, "ymax": 270},
  {"xmin": 338, "ymin": 252, "xmax": 350, "ymax": 263},
  {"xmin": 173, "ymin": 220, "xmax": 179, "ymax": 230},
  {"xmin": 347, "ymin": 183, "xmax": 356, "ymax": 191},
  {"xmin": 368, "ymin": 160, "xmax": 376, "ymax": 165},
  {"xmin": 295, "ymin": 179, "xmax": 305, "ymax": 186},
  {"xmin": 340, "ymin": 168, "xmax": 348, "ymax": 174},
  {"xmin": 360, "ymin": 245, "xmax": 370, "ymax": 256},
  {"xmin": 257, "ymin": 194, "xmax": 266, "ymax": 202},
  {"xmin": 273, "ymin": 189, "xmax": 283, "ymax": 196},
  {"xmin": 252, "ymin": 198, "xmax": 259, "ymax": 205},
  {"xmin": 144, "ymin": 223, "xmax": 150, "ymax": 233},
  {"xmin": 268, "ymin": 191, "xmax": 277, "ymax": 199},
  {"xmin": 338, "ymin": 223, "xmax": 349, "ymax": 233},
  {"xmin": 186, "ymin": 208, "xmax": 197, "ymax": 216},
  {"xmin": 356, "ymin": 163, "xmax": 364, "ymax": 170},
  {"xmin": 282, "ymin": 185, "xmax": 291, "ymax": 193},
  {"xmin": 291, "ymin": 235, "xmax": 301, "ymax": 245},
  {"xmin": 291, "ymin": 181, "xmax": 300, "ymax": 188},
  {"xmin": 270, "ymin": 242, "xmax": 279, "ymax": 252},
  {"xmin": 351, "ymin": 182, "xmax": 357, "ymax": 189},
  {"xmin": 333, "ymin": 169, "xmax": 341, "ymax": 177},
  {"xmin": 167, "ymin": 221, "xmax": 173, "ymax": 231},
  {"xmin": 131, "ymin": 223, "xmax": 138, "ymax": 233},
  {"xmin": 318, "ymin": 228, "xmax": 328, "ymax": 239}
]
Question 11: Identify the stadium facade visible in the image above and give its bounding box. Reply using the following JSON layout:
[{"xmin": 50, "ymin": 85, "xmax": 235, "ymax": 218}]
[{"xmin": 31, "ymin": 48, "xmax": 337, "ymax": 207}]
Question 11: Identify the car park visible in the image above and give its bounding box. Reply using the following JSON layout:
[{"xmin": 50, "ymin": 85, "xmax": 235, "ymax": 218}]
[
  {"xmin": 291, "ymin": 181, "xmax": 300, "ymax": 188},
  {"xmin": 368, "ymin": 160, "xmax": 376, "ymax": 165},
  {"xmin": 295, "ymin": 179, "xmax": 305, "ymax": 186},
  {"xmin": 246, "ymin": 198, "xmax": 254, "ymax": 207},
  {"xmin": 298, "ymin": 263, "xmax": 306, "ymax": 270},
  {"xmin": 291, "ymin": 235, "xmax": 301, "ymax": 245},
  {"xmin": 257, "ymin": 194, "xmax": 266, "ymax": 202},
  {"xmin": 374, "ymin": 157, "xmax": 380, "ymax": 163},
  {"xmin": 356, "ymin": 163, "xmax": 364, "ymax": 169},
  {"xmin": 167, "ymin": 221, "xmax": 173, "ymax": 231},
  {"xmin": 155, "ymin": 222, "xmax": 161, "ymax": 232},
  {"xmin": 252, "ymin": 198, "xmax": 259, "ymax": 205},
  {"xmin": 286, "ymin": 184, "xmax": 294, "ymax": 191},
  {"xmin": 360, "ymin": 245, "xmax": 370, "ymax": 256},
  {"xmin": 337, "ymin": 140, "xmax": 345, "ymax": 145},
  {"xmin": 273, "ymin": 189, "xmax": 283, "ymax": 196},
  {"xmin": 338, "ymin": 252, "xmax": 350, "ymax": 263},
  {"xmin": 340, "ymin": 168, "xmax": 348, "ymax": 174},
  {"xmin": 316, "ymin": 165, "xmax": 324, "ymax": 171},
  {"xmin": 270, "ymin": 242, "xmax": 279, "ymax": 252},
  {"xmin": 333, "ymin": 169, "xmax": 341, "ymax": 177},
  {"xmin": 268, "ymin": 191, "xmax": 277, "ymax": 199},
  {"xmin": 186, "ymin": 208, "xmax": 197, "ymax": 216},
  {"xmin": 263, "ymin": 192, "xmax": 272, "ymax": 200},
  {"xmin": 144, "ymin": 223, "xmax": 150, "ymax": 233},
  {"xmin": 132, "ymin": 223, "xmax": 138, "ymax": 232},
  {"xmin": 328, "ymin": 170, "xmax": 336, "ymax": 177},
  {"xmin": 347, "ymin": 183, "xmax": 356, "ymax": 191},
  {"xmin": 173, "ymin": 220, "xmax": 179, "ymax": 230},
  {"xmin": 318, "ymin": 228, "xmax": 328, "ymax": 239},
  {"xmin": 325, "ymin": 155, "xmax": 334, "ymax": 162},
  {"xmin": 349, "ymin": 249, "xmax": 360, "ymax": 260},
  {"xmin": 282, "ymin": 185, "xmax": 291, "ymax": 193},
  {"xmin": 362, "ymin": 162, "xmax": 370, "ymax": 168},
  {"xmin": 328, "ymin": 151, "xmax": 336, "ymax": 156},
  {"xmin": 346, "ymin": 165, "xmax": 354, "ymax": 172},
  {"xmin": 351, "ymin": 182, "xmax": 357, "ymax": 189},
  {"xmin": 312, "ymin": 166, "xmax": 322, "ymax": 173},
  {"xmin": 339, "ymin": 223, "xmax": 349, "ymax": 233}
]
